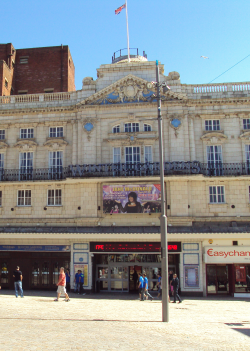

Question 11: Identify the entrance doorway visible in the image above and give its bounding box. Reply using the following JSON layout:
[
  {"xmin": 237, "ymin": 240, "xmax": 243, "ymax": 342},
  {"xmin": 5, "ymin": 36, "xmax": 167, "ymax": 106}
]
[{"xmin": 207, "ymin": 265, "xmax": 229, "ymax": 295}]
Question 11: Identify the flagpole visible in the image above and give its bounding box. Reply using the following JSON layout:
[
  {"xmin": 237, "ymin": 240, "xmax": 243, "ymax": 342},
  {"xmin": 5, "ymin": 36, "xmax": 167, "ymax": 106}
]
[{"xmin": 125, "ymin": 0, "xmax": 130, "ymax": 63}]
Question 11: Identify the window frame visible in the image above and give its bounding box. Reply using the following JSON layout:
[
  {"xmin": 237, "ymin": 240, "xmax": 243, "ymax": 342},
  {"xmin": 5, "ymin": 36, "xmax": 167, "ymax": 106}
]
[
  {"xmin": 113, "ymin": 147, "xmax": 121, "ymax": 163},
  {"xmin": 47, "ymin": 189, "xmax": 62, "ymax": 206},
  {"xmin": 144, "ymin": 124, "xmax": 152, "ymax": 132},
  {"xmin": 49, "ymin": 127, "xmax": 64, "ymax": 138},
  {"xmin": 20, "ymin": 128, "xmax": 34, "ymax": 139},
  {"xmin": 0, "ymin": 191, "xmax": 2, "ymax": 207},
  {"xmin": 112, "ymin": 125, "xmax": 120, "ymax": 133},
  {"xmin": 17, "ymin": 189, "xmax": 32, "ymax": 206},
  {"xmin": 243, "ymin": 119, "xmax": 250, "ymax": 130},
  {"xmin": 205, "ymin": 120, "xmax": 220, "ymax": 131},
  {"xmin": 124, "ymin": 123, "xmax": 139, "ymax": 133},
  {"xmin": 0, "ymin": 130, "xmax": 5, "ymax": 140},
  {"xmin": 144, "ymin": 146, "xmax": 152, "ymax": 162},
  {"xmin": 209, "ymin": 186, "xmax": 225, "ymax": 204}
]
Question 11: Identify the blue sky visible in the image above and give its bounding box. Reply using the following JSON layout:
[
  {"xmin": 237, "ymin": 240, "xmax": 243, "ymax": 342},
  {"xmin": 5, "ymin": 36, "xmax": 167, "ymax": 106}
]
[{"xmin": 2, "ymin": 0, "xmax": 250, "ymax": 90}]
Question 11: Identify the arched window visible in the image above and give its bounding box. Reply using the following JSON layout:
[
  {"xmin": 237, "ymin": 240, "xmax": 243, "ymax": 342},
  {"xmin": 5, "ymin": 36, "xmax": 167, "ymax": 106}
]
[
  {"xmin": 144, "ymin": 124, "xmax": 152, "ymax": 132},
  {"xmin": 112, "ymin": 125, "xmax": 120, "ymax": 133}
]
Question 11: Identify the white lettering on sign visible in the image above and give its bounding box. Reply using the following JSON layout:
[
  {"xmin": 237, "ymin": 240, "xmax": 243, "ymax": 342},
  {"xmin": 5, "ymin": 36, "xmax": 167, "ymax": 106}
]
[{"xmin": 204, "ymin": 246, "xmax": 250, "ymax": 263}]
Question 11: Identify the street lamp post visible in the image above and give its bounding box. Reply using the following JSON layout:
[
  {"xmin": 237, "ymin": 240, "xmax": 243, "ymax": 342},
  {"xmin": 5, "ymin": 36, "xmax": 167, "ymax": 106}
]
[{"xmin": 155, "ymin": 60, "xmax": 169, "ymax": 322}]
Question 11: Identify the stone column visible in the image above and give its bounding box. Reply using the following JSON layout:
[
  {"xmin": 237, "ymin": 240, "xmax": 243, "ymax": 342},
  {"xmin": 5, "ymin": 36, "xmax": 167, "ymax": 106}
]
[
  {"xmin": 188, "ymin": 117, "xmax": 196, "ymax": 160},
  {"xmin": 72, "ymin": 121, "xmax": 77, "ymax": 164},
  {"xmin": 184, "ymin": 115, "xmax": 190, "ymax": 161},
  {"xmin": 77, "ymin": 120, "xmax": 82, "ymax": 164}
]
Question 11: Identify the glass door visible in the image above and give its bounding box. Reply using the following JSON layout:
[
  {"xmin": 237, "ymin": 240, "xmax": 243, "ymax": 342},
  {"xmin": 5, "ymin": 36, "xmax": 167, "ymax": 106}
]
[{"xmin": 207, "ymin": 265, "xmax": 228, "ymax": 295}]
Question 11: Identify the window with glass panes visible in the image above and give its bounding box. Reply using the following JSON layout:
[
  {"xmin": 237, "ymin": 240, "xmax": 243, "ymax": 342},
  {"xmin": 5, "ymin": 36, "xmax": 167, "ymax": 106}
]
[
  {"xmin": 205, "ymin": 120, "xmax": 220, "ymax": 131},
  {"xmin": 124, "ymin": 123, "xmax": 139, "ymax": 132},
  {"xmin": 0, "ymin": 191, "xmax": 2, "ymax": 206},
  {"xmin": 49, "ymin": 151, "xmax": 63, "ymax": 168},
  {"xmin": 113, "ymin": 148, "xmax": 121, "ymax": 163},
  {"xmin": 209, "ymin": 186, "xmax": 225, "ymax": 203},
  {"xmin": 207, "ymin": 145, "xmax": 222, "ymax": 165},
  {"xmin": 112, "ymin": 125, "xmax": 120, "ymax": 133},
  {"xmin": 144, "ymin": 146, "xmax": 152, "ymax": 162},
  {"xmin": 48, "ymin": 189, "xmax": 62, "ymax": 206},
  {"xmin": 144, "ymin": 124, "xmax": 152, "ymax": 132},
  {"xmin": 243, "ymin": 119, "xmax": 250, "ymax": 130},
  {"xmin": 20, "ymin": 128, "xmax": 34, "ymax": 139},
  {"xmin": 19, "ymin": 152, "xmax": 33, "ymax": 172},
  {"xmin": 125, "ymin": 147, "xmax": 140, "ymax": 163},
  {"xmin": 0, "ymin": 154, "xmax": 4, "ymax": 171},
  {"xmin": 0, "ymin": 130, "xmax": 5, "ymax": 140},
  {"xmin": 49, "ymin": 127, "xmax": 63, "ymax": 138},
  {"xmin": 18, "ymin": 190, "xmax": 31, "ymax": 206}
]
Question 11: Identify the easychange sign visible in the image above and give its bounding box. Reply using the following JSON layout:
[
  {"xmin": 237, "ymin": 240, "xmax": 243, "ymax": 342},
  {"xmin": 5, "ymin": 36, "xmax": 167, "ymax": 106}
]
[{"xmin": 204, "ymin": 246, "xmax": 250, "ymax": 263}]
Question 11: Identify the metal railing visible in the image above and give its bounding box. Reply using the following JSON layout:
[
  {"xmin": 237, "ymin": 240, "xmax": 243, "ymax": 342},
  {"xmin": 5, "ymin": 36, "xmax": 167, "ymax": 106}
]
[{"xmin": 0, "ymin": 162, "xmax": 249, "ymax": 181}]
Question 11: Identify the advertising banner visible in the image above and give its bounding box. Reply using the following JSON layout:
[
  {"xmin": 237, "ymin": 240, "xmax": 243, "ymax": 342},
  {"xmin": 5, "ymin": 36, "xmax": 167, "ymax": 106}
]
[
  {"xmin": 103, "ymin": 184, "xmax": 161, "ymax": 214},
  {"xmin": 204, "ymin": 246, "xmax": 250, "ymax": 263}
]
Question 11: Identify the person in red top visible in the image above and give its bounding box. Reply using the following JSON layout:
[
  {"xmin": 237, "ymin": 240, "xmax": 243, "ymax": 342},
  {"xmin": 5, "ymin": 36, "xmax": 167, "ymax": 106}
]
[{"xmin": 54, "ymin": 267, "xmax": 70, "ymax": 302}]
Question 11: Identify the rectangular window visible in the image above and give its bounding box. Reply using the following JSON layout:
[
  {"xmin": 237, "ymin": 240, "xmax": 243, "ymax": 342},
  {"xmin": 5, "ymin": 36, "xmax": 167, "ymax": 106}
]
[
  {"xmin": 124, "ymin": 123, "xmax": 139, "ymax": 133},
  {"xmin": 0, "ymin": 130, "xmax": 5, "ymax": 140},
  {"xmin": 209, "ymin": 186, "xmax": 225, "ymax": 203},
  {"xmin": 144, "ymin": 146, "xmax": 152, "ymax": 162},
  {"xmin": 19, "ymin": 152, "xmax": 33, "ymax": 181},
  {"xmin": 18, "ymin": 190, "xmax": 31, "ymax": 206},
  {"xmin": 144, "ymin": 124, "xmax": 152, "ymax": 132},
  {"xmin": 20, "ymin": 57, "xmax": 28, "ymax": 64},
  {"xmin": 48, "ymin": 189, "xmax": 62, "ymax": 206},
  {"xmin": 243, "ymin": 119, "xmax": 250, "ymax": 130},
  {"xmin": 0, "ymin": 191, "xmax": 2, "ymax": 206},
  {"xmin": 20, "ymin": 128, "xmax": 34, "ymax": 139},
  {"xmin": 49, "ymin": 127, "xmax": 63, "ymax": 138},
  {"xmin": 113, "ymin": 148, "xmax": 121, "ymax": 163},
  {"xmin": 112, "ymin": 125, "xmax": 120, "ymax": 133},
  {"xmin": 205, "ymin": 120, "xmax": 220, "ymax": 131},
  {"xmin": 49, "ymin": 151, "xmax": 63, "ymax": 179},
  {"xmin": 125, "ymin": 147, "xmax": 140, "ymax": 163}
]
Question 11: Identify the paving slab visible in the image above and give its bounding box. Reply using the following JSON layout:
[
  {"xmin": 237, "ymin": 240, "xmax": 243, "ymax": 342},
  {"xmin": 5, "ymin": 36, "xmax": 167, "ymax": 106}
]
[{"xmin": 0, "ymin": 290, "xmax": 249, "ymax": 350}]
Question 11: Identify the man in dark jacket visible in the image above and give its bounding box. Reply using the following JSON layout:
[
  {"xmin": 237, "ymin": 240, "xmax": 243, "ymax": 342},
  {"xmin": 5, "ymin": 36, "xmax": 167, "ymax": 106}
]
[{"xmin": 171, "ymin": 273, "xmax": 182, "ymax": 303}]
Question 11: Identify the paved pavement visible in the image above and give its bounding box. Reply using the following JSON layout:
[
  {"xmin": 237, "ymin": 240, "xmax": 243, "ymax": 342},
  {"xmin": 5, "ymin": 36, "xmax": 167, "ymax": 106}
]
[{"xmin": 0, "ymin": 290, "xmax": 249, "ymax": 350}]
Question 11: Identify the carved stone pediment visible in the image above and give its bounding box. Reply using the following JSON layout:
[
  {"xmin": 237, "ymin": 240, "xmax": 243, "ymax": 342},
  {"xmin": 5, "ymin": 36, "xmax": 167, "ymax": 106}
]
[
  {"xmin": 77, "ymin": 74, "xmax": 187, "ymax": 106},
  {"xmin": 14, "ymin": 139, "xmax": 38, "ymax": 150},
  {"xmin": 239, "ymin": 131, "xmax": 250, "ymax": 142},
  {"xmin": 200, "ymin": 131, "xmax": 227, "ymax": 144},
  {"xmin": 43, "ymin": 137, "xmax": 68, "ymax": 149},
  {"xmin": 0, "ymin": 140, "xmax": 9, "ymax": 149}
]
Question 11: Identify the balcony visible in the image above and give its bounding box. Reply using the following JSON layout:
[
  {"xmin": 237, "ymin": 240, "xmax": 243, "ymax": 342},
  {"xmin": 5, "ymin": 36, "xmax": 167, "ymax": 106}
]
[{"xmin": 0, "ymin": 162, "xmax": 249, "ymax": 182}]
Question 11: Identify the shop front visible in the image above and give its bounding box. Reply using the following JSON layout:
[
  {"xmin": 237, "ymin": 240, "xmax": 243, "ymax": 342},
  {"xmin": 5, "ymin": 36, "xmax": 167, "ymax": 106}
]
[
  {"xmin": 0, "ymin": 245, "xmax": 71, "ymax": 290},
  {"xmin": 90, "ymin": 242, "xmax": 181, "ymax": 293},
  {"xmin": 204, "ymin": 246, "xmax": 250, "ymax": 297}
]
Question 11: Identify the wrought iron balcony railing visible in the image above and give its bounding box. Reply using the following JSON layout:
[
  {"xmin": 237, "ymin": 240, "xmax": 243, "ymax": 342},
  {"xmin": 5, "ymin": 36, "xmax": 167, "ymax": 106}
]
[{"xmin": 0, "ymin": 162, "xmax": 249, "ymax": 181}]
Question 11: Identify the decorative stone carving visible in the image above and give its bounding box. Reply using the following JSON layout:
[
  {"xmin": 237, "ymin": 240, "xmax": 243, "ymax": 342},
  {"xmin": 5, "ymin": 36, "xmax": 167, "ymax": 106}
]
[
  {"xmin": 82, "ymin": 118, "xmax": 95, "ymax": 141},
  {"xmin": 239, "ymin": 131, "xmax": 250, "ymax": 142},
  {"xmin": 78, "ymin": 74, "xmax": 187, "ymax": 106},
  {"xmin": 82, "ymin": 77, "xmax": 96, "ymax": 87},
  {"xmin": 0, "ymin": 140, "xmax": 9, "ymax": 149},
  {"xmin": 43, "ymin": 137, "xmax": 68, "ymax": 150},
  {"xmin": 169, "ymin": 116, "xmax": 182, "ymax": 137},
  {"xmin": 200, "ymin": 131, "xmax": 228, "ymax": 144},
  {"xmin": 14, "ymin": 139, "xmax": 38, "ymax": 150}
]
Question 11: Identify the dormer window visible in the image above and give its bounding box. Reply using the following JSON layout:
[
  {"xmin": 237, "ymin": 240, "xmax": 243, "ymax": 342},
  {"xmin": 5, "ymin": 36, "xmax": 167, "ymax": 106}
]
[
  {"xmin": 144, "ymin": 124, "xmax": 152, "ymax": 132},
  {"xmin": 49, "ymin": 127, "xmax": 63, "ymax": 138},
  {"xmin": 112, "ymin": 125, "xmax": 120, "ymax": 133},
  {"xmin": 205, "ymin": 120, "xmax": 220, "ymax": 131},
  {"xmin": 20, "ymin": 128, "xmax": 34, "ymax": 139},
  {"xmin": 124, "ymin": 123, "xmax": 139, "ymax": 133},
  {"xmin": 243, "ymin": 119, "xmax": 250, "ymax": 130}
]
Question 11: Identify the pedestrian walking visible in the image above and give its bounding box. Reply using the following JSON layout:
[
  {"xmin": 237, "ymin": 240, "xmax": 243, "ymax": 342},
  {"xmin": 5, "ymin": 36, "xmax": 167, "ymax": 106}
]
[
  {"xmin": 79, "ymin": 270, "xmax": 86, "ymax": 295},
  {"xmin": 143, "ymin": 273, "xmax": 153, "ymax": 300},
  {"xmin": 65, "ymin": 269, "xmax": 70, "ymax": 293},
  {"xmin": 74, "ymin": 270, "xmax": 80, "ymax": 293},
  {"xmin": 156, "ymin": 273, "xmax": 162, "ymax": 299},
  {"xmin": 54, "ymin": 267, "xmax": 70, "ymax": 302},
  {"xmin": 171, "ymin": 273, "xmax": 182, "ymax": 303},
  {"xmin": 138, "ymin": 273, "xmax": 144, "ymax": 301},
  {"xmin": 13, "ymin": 266, "xmax": 24, "ymax": 298}
]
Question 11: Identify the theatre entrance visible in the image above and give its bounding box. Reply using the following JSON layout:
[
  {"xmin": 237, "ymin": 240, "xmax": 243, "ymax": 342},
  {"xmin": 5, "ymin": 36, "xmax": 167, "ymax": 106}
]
[{"xmin": 0, "ymin": 251, "xmax": 70, "ymax": 290}]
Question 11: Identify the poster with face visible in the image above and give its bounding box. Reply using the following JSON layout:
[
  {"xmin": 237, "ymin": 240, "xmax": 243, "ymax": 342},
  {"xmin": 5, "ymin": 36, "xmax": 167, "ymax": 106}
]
[{"xmin": 103, "ymin": 184, "xmax": 161, "ymax": 214}]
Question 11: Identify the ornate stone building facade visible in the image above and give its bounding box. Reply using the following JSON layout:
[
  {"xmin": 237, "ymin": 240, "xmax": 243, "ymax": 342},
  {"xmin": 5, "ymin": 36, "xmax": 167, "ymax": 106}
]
[{"xmin": 0, "ymin": 52, "xmax": 250, "ymax": 297}]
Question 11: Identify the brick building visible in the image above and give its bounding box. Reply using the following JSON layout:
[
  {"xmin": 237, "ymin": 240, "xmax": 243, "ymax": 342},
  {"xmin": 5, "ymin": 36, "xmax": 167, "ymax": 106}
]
[
  {"xmin": 0, "ymin": 49, "xmax": 250, "ymax": 298},
  {"xmin": 0, "ymin": 43, "xmax": 75, "ymax": 96}
]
